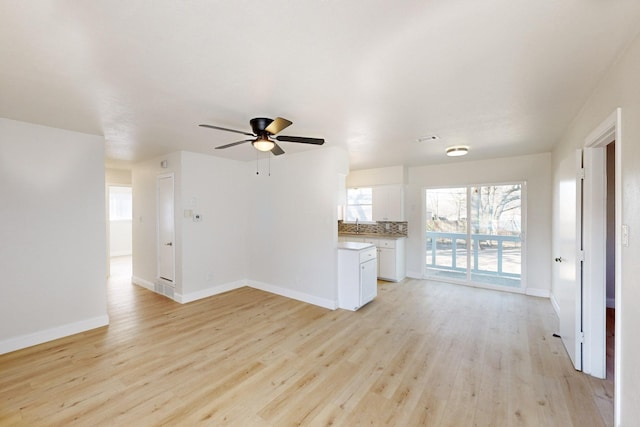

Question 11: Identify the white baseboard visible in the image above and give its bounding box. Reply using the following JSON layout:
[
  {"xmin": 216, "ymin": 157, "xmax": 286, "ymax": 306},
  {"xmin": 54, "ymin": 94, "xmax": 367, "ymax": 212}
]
[
  {"xmin": 550, "ymin": 293, "xmax": 560, "ymax": 317},
  {"xmin": 133, "ymin": 276, "xmax": 337, "ymax": 310},
  {"xmin": 525, "ymin": 288, "xmax": 550, "ymax": 298},
  {"xmin": 406, "ymin": 270, "xmax": 423, "ymax": 279},
  {"xmin": 0, "ymin": 314, "xmax": 109, "ymax": 355},
  {"xmin": 175, "ymin": 280, "xmax": 246, "ymax": 304},
  {"xmin": 110, "ymin": 251, "xmax": 132, "ymax": 257},
  {"xmin": 132, "ymin": 276, "xmax": 155, "ymax": 291},
  {"xmin": 248, "ymin": 280, "xmax": 338, "ymax": 310}
]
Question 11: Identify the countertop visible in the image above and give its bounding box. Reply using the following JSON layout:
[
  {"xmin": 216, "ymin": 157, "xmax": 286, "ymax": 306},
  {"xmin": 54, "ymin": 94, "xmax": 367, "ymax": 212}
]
[
  {"xmin": 339, "ymin": 232, "xmax": 407, "ymax": 240},
  {"xmin": 337, "ymin": 242, "xmax": 376, "ymax": 251}
]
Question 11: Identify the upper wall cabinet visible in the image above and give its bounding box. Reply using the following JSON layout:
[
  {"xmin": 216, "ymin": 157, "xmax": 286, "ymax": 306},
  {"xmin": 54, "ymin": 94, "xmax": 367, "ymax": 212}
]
[{"xmin": 372, "ymin": 185, "xmax": 404, "ymax": 221}]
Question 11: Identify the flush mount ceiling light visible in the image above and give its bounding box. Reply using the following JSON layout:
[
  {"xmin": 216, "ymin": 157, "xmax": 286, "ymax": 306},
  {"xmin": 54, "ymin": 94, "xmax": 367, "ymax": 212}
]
[{"xmin": 446, "ymin": 146, "xmax": 469, "ymax": 157}]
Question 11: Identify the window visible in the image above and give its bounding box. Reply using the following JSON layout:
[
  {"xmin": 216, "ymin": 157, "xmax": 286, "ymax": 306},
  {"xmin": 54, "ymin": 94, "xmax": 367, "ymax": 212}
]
[
  {"xmin": 109, "ymin": 186, "xmax": 132, "ymax": 221},
  {"xmin": 345, "ymin": 187, "xmax": 373, "ymax": 222},
  {"xmin": 425, "ymin": 183, "xmax": 524, "ymax": 289}
]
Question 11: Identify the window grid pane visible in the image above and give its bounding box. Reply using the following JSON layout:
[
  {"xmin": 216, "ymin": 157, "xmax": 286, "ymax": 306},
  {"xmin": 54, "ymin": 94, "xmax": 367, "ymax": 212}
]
[{"xmin": 346, "ymin": 188, "xmax": 373, "ymax": 221}]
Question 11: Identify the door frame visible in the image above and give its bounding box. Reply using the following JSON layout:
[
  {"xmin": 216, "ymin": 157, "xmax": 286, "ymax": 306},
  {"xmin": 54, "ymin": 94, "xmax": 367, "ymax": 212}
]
[{"xmin": 582, "ymin": 108, "xmax": 621, "ymax": 420}]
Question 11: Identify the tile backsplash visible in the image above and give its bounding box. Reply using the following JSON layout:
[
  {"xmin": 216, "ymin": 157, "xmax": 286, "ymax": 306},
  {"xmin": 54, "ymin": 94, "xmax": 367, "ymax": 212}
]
[{"xmin": 338, "ymin": 220, "xmax": 408, "ymax": 236}]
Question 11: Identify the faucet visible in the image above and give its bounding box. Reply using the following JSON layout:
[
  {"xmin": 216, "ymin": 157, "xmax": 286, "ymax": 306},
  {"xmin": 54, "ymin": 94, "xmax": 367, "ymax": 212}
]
[{"xmin": 356, "ymin": 218, "xmax": 360, "ymax": 234}]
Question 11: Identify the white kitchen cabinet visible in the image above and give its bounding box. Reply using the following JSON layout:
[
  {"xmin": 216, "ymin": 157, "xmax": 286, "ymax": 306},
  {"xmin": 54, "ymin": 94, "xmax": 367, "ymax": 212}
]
[
  {"xmin": 360, "ymin": 256, "xmax": 377, "ymax": 304},
  {"xmin": 376, "ymin": 238, "xmax": 406, "ymax": 282},
  {"xmin": 339, "ymin": 235, "xmax": 406, "ymax": 282},
  {"xmin": 372, "ymin": 185, "xmax": 404, "ymax": 221},
  {"xmin": 378, "ymin": 247, "xmax": 396, "ymax": 280},
  {"xmin": 338, "ymin": 243, "xmax": 377, "ymax": 311}
]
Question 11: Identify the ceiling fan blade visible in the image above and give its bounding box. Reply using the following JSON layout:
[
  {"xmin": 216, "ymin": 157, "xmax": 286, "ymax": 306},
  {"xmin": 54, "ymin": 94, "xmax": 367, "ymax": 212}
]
[
  {"xmin": 275, "ymin": 135, "xmax": 325, "ymax": 145},
  {"xmin": 199, "ymin": 124, "xmax": 255, "ymax": 137},
  {"xmin": 265, "ymin": 117, "xmax": 292, "ymax": 135},
  {"xmin": 215, "ymin": 139, "xmax": 254, "ymax": 149},
  {"xmin": 271, "ymin": 142, "xmax": 285, "ymax": 156}
]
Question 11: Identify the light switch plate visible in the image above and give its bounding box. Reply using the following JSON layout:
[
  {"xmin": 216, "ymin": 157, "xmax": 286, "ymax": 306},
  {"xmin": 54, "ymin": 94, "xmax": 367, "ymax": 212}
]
[{"xmin": 622, "ymin": 224, "xmax": 630, "ymax": 247}]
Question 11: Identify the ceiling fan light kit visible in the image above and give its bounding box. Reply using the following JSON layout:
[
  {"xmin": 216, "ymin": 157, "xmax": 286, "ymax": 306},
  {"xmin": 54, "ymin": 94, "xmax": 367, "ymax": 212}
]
[
  {"xmin": 199, "ymin": 116, "xmax": 324, "ymax": 156},
  {"xmin": 252, "ymin": 135, "xmax": 275, "ymax": 152},
  {"xmin": 446, "ymin": 146, "xmax": 469, "ymax": 157}
]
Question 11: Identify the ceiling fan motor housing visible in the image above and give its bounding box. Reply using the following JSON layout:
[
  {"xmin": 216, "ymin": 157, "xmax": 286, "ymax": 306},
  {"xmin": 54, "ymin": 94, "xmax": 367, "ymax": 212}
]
[{"xmin": 250, "ymin": 117, "xmax": 274, "ymax": 135}]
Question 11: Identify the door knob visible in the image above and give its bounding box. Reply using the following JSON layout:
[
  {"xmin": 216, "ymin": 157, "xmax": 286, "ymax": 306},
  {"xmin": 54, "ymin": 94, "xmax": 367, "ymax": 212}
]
[
  {"xmin": 554, "ymin": 257, "xmax": 562, "ymax": 262},
  {"xmin": 165, "ymin": 242, "xmax": 173, "ymax": 246}
]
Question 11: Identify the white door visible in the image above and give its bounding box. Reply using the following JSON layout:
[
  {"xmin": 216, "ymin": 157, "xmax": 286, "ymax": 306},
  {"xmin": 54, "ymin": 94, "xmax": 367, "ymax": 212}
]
[
  {"xmin": 555, "ymin": 151, "xmax": 583, "ymax": 370},
  {"xmin": 582, "ymin": 147, "xmax": 607, "ymax": 378},
  {"xmin": 157, "ymin": 174, "xmax": 175, "ymax": 283}
]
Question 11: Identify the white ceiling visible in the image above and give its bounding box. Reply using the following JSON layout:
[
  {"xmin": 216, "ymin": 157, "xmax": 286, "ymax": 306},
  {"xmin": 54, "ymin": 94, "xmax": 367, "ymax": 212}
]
[{"xmin": 2, "ymin": 1, "xmax": 640, "ymax": 170}]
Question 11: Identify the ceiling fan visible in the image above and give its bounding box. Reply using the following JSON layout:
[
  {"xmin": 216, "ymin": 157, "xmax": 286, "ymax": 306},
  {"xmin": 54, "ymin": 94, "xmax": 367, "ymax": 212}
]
[{"xmin": 199, "ymin": 117, "xmax": 324, "ymax": 156}]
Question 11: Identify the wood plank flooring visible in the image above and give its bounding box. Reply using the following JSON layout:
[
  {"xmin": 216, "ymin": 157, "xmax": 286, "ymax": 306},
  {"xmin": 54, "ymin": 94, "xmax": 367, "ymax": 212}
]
[{"xmin": 0, "ymin": 258, "xmax": 613, "ymax": 426}]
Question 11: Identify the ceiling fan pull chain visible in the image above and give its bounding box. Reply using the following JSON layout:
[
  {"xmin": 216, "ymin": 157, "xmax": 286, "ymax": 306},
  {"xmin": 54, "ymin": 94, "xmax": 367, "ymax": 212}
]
[
  {"xmin": 268, "ymin": 154, "xmax": 271, "ymax": 176},
  {"xmin": 256, "ymin": 150, "xmax": 259, "ymax": 175}
]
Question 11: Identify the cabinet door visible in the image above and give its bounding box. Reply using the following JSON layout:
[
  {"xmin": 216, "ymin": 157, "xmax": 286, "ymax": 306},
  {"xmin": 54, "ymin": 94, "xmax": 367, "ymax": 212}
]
[
  {"xmin": 372, "ymin": 185, "xmax": 404, "ymax": 221},
  {"xmin": 360, "ymin": 259, "xmax": 377, "ymax": 304},
  {"xmin": 378, "ymin": 247, "xmax": 396, "ymax": 280},
  {"xmin": 385, "ymin": 186, "xmax": 404, "ymax": 221}
]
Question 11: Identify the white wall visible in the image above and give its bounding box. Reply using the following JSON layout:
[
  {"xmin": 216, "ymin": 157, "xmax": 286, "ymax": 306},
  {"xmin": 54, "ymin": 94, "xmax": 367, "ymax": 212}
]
[
  {"xmin": 179, "ymin": 151, "xmax": 249, "ymax": 302},
  {"xmin": 369, "ymin": 154, "xmax": 551, "ymax": 296},
  {"xmin": 106, "ymin": 168, "xmax": 131, "ymax": 186},
  {"xmin": 132, "ymin": 151, "xmax": 250, "ymax": 301},
  {"xmin": 0, "ymin": 118, "xmax": 108, "ymax": 354},
  {"xmin": 247, "ymin": 147, "xmax": 349, "ymax": 309},
  {"xmin": 550, "ymin": 29, "xmax": 640, "ymax": 425},
  {"xmin": 109, "ymin": 219, "xmax": 132, "ymax": 256},
  {"xmin": 131, "ymin": 147, "xmax": 348, "ymax": 309},
  {"xmin": 347, "ymin": 165, "xmax": 406, "ymax": 187}
]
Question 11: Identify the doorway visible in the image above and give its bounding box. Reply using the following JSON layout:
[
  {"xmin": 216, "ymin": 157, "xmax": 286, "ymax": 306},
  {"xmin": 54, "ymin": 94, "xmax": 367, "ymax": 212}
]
[
  {"xmin": 553, "ymin": 108, "xmax": 628, "ymax": 420},
  {"xmin": 108, "ymin": 185, "xmax": 133, "ymax": 278},
  {"xmin": 605, "ymin": 142, "xmax": 615, "ymax": 384}
]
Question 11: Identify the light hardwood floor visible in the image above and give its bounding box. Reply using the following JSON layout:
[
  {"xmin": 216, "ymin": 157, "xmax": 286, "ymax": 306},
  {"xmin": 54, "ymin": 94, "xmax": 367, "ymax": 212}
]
[{"xmin": 0, "ymin": 258, "xmax": 613, "ymax": 426}]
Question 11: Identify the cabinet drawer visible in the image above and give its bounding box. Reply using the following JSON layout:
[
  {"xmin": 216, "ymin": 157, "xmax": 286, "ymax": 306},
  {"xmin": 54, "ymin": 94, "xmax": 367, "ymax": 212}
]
[
  {"xmin": 378, "ymin": 239, "xmax": 396, "ymax": 249},
  {"xmin": 360, "ymin": 247, "xmax": 377, "ymax": 263},
  {"xmin": 363, "ymin": 238, "xmax": 379, "ymax": 246}
]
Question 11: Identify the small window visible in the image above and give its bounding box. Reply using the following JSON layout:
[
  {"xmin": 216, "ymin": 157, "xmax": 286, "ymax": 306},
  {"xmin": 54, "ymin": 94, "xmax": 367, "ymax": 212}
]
[
  {"xmin": 109, "ymin": 186, "xmax": 132, "ymax": 221},
  {"xmin": 345, "ymin": 187, "xmax": 372, "ymax": 222}
]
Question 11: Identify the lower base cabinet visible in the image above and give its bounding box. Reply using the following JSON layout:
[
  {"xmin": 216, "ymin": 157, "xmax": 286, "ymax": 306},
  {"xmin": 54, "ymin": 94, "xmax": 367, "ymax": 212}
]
[
  {"xmin": 364, "ymin": 238, "xmax": 406, "ymax": 282},
  {"xmin": 338, "ymin": 244, "xmax": 377, "ymax": 311},
  {"xmin": 338, "ymin": 235, "xmax": 406, "ymax": 282},
  {"xmin": 378, "ymin": 247, "xmax": 396, "ymax": 280}
]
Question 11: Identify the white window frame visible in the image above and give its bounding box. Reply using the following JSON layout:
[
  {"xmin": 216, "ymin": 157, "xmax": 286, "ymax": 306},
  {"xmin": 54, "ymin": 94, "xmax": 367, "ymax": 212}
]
[{"xmin": 345, "ymin": 187, "xmax": 374, "ymax": 223}]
